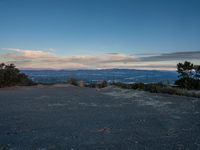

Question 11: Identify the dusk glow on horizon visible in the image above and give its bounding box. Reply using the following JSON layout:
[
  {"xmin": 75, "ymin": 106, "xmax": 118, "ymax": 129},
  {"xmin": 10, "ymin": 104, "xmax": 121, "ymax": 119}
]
[{"xmin": 0, "ymin": 0, "xmax": 200, "ymax": 70}]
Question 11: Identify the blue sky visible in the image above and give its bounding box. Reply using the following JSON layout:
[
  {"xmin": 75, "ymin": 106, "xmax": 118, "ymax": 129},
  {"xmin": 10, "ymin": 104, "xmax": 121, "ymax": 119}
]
[{"xmin": 0, "ymin": 0, "xmax": 200, "ymax": 69}]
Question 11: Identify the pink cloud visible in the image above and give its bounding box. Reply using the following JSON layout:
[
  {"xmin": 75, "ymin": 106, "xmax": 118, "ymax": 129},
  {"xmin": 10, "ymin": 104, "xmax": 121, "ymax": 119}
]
[{"xmin": 0, "ymin": 48, "xmax": 184, "ymax": 70}]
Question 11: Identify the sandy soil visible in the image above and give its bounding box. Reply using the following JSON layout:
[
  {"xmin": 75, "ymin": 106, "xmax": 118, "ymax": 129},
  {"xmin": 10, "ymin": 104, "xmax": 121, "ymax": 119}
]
[{"xmin": 0, "ymin": 85, "xmax": 200, "ymax": 150}]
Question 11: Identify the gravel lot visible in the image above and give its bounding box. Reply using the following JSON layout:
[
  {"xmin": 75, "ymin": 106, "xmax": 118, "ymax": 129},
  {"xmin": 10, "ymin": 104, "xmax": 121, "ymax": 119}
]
[{"xmin": 0, "ymin": 85, "xmax": 200, "ymax": 150}]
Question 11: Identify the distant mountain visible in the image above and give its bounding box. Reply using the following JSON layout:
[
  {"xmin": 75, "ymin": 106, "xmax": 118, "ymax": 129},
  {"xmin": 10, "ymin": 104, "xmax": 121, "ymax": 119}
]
[{"xmin": 21, "ymin": 69, "xmax": 178, "ymax": 84}]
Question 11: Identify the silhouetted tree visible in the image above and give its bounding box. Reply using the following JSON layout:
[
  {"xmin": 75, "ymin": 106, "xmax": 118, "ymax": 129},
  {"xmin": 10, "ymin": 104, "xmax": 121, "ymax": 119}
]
[
  {"xmin": 194, "ymin": 65, "xmax": 200, "ymax": 79},
  {"xmin": 0, "ymin": 63, "xmax": 34, "ymax": 88},
  {"xmin": 177, "ymin": 61, "xmax": 194, "ymax": 78},
  {"xmin": 175, "ymin": 61, "xmax": 200, "ymax": 89}
]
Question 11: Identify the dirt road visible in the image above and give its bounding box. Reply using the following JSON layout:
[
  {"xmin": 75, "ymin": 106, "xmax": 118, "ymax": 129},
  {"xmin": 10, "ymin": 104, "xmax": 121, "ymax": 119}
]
[{"xmin": 0, "ymin": 85, "xmax": 200, "ymax": 150}]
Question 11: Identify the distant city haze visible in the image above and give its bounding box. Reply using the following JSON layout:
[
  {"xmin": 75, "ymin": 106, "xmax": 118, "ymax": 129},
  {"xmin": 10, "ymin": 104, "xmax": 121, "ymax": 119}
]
[{"xmin": 0, "ymin": 0, "xmax": 200, "ymax": 70}]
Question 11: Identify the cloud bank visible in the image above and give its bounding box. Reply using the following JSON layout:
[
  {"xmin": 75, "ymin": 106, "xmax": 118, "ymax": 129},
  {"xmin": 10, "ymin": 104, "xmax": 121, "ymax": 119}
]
[{"xmin": 0, "ymin": 48, "xmax": 200, "ymax": 70}]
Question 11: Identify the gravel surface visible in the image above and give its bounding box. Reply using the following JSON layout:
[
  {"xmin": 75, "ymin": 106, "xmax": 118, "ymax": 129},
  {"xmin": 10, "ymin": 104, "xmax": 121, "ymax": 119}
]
[{"xmin": 0, "ymin": 85, "xmax": 200, "ymax": 150}]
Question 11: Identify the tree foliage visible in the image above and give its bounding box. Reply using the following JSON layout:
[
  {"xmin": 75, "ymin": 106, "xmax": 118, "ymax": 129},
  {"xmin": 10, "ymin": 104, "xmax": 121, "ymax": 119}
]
[
  {"xmin": 0, "ymin": 63, "xmax": 34, "ymax": 88},
  {"xmin": 175, "ymin": 61, "xmax": 200, "ymax": 90}
]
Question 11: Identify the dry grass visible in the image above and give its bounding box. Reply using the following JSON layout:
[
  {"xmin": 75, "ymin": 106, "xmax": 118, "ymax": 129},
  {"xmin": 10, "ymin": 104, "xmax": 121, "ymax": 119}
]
[{"xmin": 112, "ymin": 82, "xmax": 200, "ymax": 98}]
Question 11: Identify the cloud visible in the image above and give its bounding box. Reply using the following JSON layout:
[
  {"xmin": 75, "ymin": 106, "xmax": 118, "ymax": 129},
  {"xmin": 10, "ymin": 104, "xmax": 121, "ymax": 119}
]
[
  {"xmin": 139, "ymin": 51, "xmax": 200, "ymax": 62},
  {"xmin": 2, "ymin": 48, "xmax": 56, "ymax": 59},
  {"xmin": 1, "ymin": 48, "xmax": 200, "ymax": 70}
]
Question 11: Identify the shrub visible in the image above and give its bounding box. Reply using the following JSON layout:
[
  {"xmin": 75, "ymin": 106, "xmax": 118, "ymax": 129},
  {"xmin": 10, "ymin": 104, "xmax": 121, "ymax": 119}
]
[
  {"xmin": 67, "ymin": 78, "xmax": 79, "ymax": 86},
  {"xmin": 85, "ymin": 80, "xmax": 108, "ymax": 88},
  {"xmin": 97, "ymin": 80, "xmax": 108, "ymax": 88},
  {"xmin": 175, "ymin": 61, "xmax": 200, "ymax": 90},
  {"xmin": 112, "ymin": 82, "xmax": 129, "ymax": 89},
  {"xmin": 113, "ymin": 82, "xmax": 200, "ymax": 98},
  {"xmin": 0, "ymin": 63, "xmax": 34, "ymax": 88},
  {"xmin": 175, "ymin": 77, "xmax": 200, "ymax": 90}
]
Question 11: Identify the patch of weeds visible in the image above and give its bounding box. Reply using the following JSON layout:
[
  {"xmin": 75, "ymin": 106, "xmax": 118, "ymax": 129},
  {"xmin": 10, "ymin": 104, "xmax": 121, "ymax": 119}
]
[
  {"xmin": 67, "ymin": 78, "xmax": 79, "ymax": 86},
  {"xmin": 112, "ymin": 82, "xmax": 200, "ymax": 98},
  {"xmin": 97, "ymin": 80, "xmax": 108, "ymax": 88}
]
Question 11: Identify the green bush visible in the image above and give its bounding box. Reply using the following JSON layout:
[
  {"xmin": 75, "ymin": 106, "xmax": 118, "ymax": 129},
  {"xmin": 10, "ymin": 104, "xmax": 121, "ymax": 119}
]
[
  {"xmin": 97, "ymin": 80, "xmax": 108, "ymax": 88},
  {"xmin": 84, "ymin": 80, "xmax": 108, "ymax": 88},
  {"xmin": 113, "ymin": 82, "xmax": 200, "ymax": 98},
  {"xmin": 67, "ymin": 78, "xmax": 79, "ymax": 86},
  {"xmin": 0, "ymin": 63, "xmax": 34, "ymax": 88},
  {"xmin": 175, "ymin": 61, "xmax": 200, "ymax": 90},
  {"xmin": 175, "ymin": 77, "xmax": 200, "ymax": 90}
]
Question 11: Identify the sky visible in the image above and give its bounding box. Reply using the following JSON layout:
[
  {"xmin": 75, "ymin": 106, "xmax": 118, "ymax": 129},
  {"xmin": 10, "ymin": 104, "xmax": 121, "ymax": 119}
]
[{"xmin": 0, "ymin": 0, "xmax": 200, "ymax": 70}]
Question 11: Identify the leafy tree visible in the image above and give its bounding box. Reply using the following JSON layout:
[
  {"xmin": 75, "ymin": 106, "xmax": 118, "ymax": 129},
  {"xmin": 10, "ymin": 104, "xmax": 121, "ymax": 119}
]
[
  {"xmin": 175, "ymin": 61, "xmax": 200, "ymax": 89},
  {"xmin": 177, "ymin": 61, "xmax": 194, "ymax": 78},
  {"xmin": 0, "ymin": 63, "xmax": 34, "ymax": 88},
  {"xmin": 194, "ymin": 65, "xmax": 200, "ymax": 79}
]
